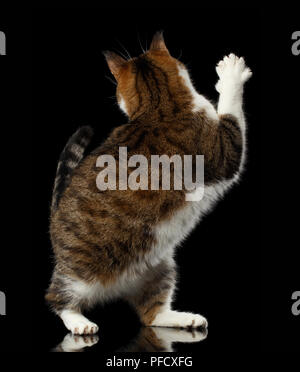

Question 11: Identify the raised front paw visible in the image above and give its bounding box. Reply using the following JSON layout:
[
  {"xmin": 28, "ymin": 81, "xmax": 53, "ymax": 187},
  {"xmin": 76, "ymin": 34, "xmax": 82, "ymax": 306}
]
[{"xmin": 215, "ymin": 53, "xmax": 252, "ymax": 92}]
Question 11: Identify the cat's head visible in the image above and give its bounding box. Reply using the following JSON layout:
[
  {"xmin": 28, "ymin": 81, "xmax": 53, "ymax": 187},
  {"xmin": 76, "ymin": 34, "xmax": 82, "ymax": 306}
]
[{"xmin": 104, "ymin": 32, "xmax": 193, "ymax": 120}]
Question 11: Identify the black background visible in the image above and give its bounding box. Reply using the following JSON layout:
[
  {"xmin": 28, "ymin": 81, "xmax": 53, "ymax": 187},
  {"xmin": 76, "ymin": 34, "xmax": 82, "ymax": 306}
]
[{"xmin": 0, "ymin": 5, "xmax": 298, "ymax": 355}]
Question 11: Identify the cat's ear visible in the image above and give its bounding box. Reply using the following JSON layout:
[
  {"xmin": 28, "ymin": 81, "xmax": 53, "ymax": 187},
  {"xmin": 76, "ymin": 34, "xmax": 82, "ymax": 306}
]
[
  {"xmin": 103, "ymin": 51, "xmax": 127, "ymax": 79},
  {"xmin": 149, "ymin": 31, "xmax": 169, "ymax": 54}
]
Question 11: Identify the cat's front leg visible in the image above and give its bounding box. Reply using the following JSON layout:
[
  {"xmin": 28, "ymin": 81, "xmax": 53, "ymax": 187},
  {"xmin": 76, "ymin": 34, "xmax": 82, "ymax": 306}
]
[
  {"xmin": 127, "ymin": 259, "xmax": 207, "ymax": 329},
  {"xmin": 215, "ymin": 53, "xmax": 252, "ymax": 170},
  {"xmin": 216, "ymin": 53, "xmax": 252, "ymax": 134}
]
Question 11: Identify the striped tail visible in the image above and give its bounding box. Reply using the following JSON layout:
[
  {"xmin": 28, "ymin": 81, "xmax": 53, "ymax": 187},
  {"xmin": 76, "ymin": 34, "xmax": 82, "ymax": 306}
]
[{"xmin": 51, "ymin": 126, "xmax": 94, "ymax": 213}]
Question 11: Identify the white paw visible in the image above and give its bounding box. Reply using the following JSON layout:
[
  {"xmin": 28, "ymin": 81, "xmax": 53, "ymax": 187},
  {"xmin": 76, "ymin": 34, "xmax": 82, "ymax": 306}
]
[
  {"xmin": 69, "ymin": 320, "xmax": 99, "ymax": 335},
  {"xmin": 215, "ymin": 53, "xmax": 252, "ymax": 93},
  {"xmin": 151, "ymin": 310, "xmax": 208, "ymax": 329},
  {"xmin": 60, "ymin": 310, "xmax": 99, "ymax": 335},
  {"xmin": 60, "ymin": 333, "xmax": 99, "ymax": 352}
]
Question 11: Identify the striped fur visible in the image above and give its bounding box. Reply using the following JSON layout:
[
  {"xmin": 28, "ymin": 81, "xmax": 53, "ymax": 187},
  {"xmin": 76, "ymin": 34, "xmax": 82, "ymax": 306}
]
[{"xmin": 51, "ymin": 126, "xmax": 94, "ymax": 212}]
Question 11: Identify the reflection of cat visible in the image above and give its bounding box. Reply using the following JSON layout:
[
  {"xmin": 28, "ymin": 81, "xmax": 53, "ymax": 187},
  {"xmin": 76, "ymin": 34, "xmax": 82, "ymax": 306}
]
[
  {"xmin": 117, "ymin": 327, "xmax": 207, "ymax": 352},
  {"xmin": 52, "ymin": 327, "xmax": 207, "ymax": 352},
  {"xmin": 46, "ymin": 32, "xmax": 252, "ymax": 335}
]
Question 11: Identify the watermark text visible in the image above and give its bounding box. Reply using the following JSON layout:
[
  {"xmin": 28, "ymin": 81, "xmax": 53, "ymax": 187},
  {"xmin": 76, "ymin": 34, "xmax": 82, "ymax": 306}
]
[
  {"xmin": 291, "ymin": 291, "xmax": 300, "ymax": 316},
  {"xmin": 291, "ymin": 31, "xmax": 300, "ymax": 56},
  {"xmin": 96, "ymin": 147, "xmax": 205, "ymax": 201},
  {"xmin": 0, "ymin": 291, "xmax": 6, "ymax": 315},
  {"xmin": 0, "ymin": 31, "xmax": 6, "ymax": 55}
]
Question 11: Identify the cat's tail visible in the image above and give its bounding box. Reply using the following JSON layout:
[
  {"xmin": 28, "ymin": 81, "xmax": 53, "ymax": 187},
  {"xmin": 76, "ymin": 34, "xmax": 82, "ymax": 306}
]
[{"xmin": 51, "ymin": 126, "xmax": 94, "ymax": 213}]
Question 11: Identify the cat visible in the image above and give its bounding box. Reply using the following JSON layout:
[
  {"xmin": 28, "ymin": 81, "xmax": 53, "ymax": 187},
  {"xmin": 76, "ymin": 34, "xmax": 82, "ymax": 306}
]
[{"xmin": 46, "ymin": 32, "xmax": 252, "ymax": 335}]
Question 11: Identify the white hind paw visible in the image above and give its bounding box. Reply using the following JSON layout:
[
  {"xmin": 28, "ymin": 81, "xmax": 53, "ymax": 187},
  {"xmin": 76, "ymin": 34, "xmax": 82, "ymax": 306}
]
[
  {"xmin": 60, "ymin": 310, "xmax": 99, "ymax": 335},
  {"xmin": 71, "ymin": 320, "xmax": 99, "ymax": 335},
  {"xmin": 151, "ymin": 310, "xmax": 208, "ymax": 329}
]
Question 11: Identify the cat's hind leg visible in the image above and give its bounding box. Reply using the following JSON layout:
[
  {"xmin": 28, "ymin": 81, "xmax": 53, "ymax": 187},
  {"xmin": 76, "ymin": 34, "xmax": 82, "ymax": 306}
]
[
  {"xmin": 45, "ymin": 271, "xmax": 99, "ymax": 335},
  {"xmin": 127, "ymin": 259, "xmax": 208, "ymax": 329}
]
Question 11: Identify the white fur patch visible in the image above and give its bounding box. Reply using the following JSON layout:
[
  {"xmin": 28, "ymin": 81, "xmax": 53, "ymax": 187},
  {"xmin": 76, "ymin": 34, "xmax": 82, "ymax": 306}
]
[
  {"xmin": 152, "ymin": 181, "xmax": 234, "ymax": 260},
  {"xmin": 60, "ymin": 309, "xmax": 99, "ymax": 335},
  {"xmin": 151, "ymin": 309, "xmax": 208, "ymax": 328},
  {"xmin": 118, "ymin": 95, "xmax": 128, "ymax": 115},
  {"xmin": 63, "ymin": 271, "xmax": 144, "ymax": 308},
  {"xmin": 177, "ymin": 64, "xmax": 218, "ymax": 121}
]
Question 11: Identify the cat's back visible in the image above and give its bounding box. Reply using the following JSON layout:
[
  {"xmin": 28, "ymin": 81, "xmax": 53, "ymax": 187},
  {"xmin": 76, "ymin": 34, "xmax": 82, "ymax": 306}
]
[{"xmin": 50, "ymin": 115, "xmax": 204, "ymax": 244}]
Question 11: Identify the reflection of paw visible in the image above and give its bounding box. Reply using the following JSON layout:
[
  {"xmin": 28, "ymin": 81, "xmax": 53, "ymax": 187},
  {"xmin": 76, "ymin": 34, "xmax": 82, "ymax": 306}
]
[
  {"xmin": 151, "ymin": 327, "xmax": 207, "ymax": 352},
  {"xmin": 216, "ymin": 53, "xmax": 252, "ymax": 92},
  {"xmin": 60, "ymin": 333, "xmax": 99, "ymax": 352},
  {"xmin": 154, "ymin": 327, "xmax": 207, "ymax": 344},
  {"xmin": 151, "ymin": 310, "xmax": 208, "ymax": 329}
]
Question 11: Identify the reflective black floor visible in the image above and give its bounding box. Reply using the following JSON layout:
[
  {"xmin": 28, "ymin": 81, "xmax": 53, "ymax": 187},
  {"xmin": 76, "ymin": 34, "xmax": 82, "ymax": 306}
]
[
  {"xmin": 52, "ymin": 327, "xmax": 207, "ymax": 352},
  {"xmin": 30, "ymin": 298, "xmax": 210, "ymax": 352}
]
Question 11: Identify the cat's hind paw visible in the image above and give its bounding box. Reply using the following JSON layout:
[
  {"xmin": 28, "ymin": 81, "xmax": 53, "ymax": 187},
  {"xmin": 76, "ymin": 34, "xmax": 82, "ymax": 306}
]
[
  {"xmin": 72, "ymin": 321, "xmax": 99, "ymax": 335},
  {"xmin": 60, "ymin": 310, "xmax": 99, "ymax": 335},
  {"xmin": 151, "ymin": 310, "xmax": 208, "ymax": 329}
]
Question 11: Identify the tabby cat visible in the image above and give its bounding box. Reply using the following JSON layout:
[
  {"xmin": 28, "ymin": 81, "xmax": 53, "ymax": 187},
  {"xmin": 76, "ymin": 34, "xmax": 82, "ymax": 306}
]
[{"xmin": 46, "ymin": 32, "xmax": 252, "ymax": 335}]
